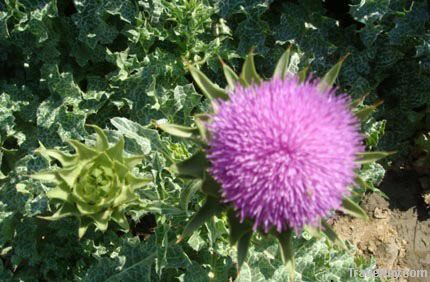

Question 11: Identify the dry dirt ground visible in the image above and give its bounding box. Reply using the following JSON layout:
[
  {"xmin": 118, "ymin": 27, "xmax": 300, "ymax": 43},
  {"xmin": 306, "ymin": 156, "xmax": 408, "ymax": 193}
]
[{"xmin": 332, "ymin": 170, "xmax": 430, "ymax": 282}]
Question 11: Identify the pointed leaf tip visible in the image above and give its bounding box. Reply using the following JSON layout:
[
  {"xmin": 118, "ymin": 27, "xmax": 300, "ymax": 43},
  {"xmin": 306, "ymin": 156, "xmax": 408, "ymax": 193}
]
[
  {"xmin": 228, "ymin": 209, "xmax": 253, "ymax": 245},
  {"xmin": 350, "ymin": 93, "xmax": 369, "ymax": 109},
  {"xmin": 86, "ymin": 124, "xmax": 109, "ymax": 150},
  {"xmin": 78, "ymin": 218, "xmax": 92, "ymax": 239},
  {"xmin": 155, "ymin": 121, "xmax": 199, "ymax": 139},
  {"xmin": 354, "ymin": 99, "xmax": 384, "ymax": 120},
  {"xmin": 298, "ymin": 66, "xmax": 309, "ymax": 83},
  {"xmin": 220, "ymin": 57, "xmax": 239, "ymax": 90},
  {"xmin": 318, "ymin": 53, "xmax": 349, "ymax": 92},
  {"xmin": 341, "ymin": 197, "xmax": 368, "ymax": 220},
  {"xmin": 35, "ymin": 143, "xmax": 75, "ymax": 166},
  {"xmin": 187, "ymin": 63, "xmax": 228, "ymax": 101},
  {"xmin": 240, "ymin": 50, "xmax": 262, "ymax": 86},
  {"xmin": 356, "ymin": 151, "xmax": 396, "ymax": 164},
  {"xmin": 181, "ymin": 197, "xmax": 223, "ymax": 239},
  {"xmin": 194, "ymin": 114, "xmax": 211, "ymax": 142},
  {"xmin": 105, "ymin": 137, "xmax": 125, "ymax": 161},
  {"xmin": 68, "ymin": 139, "xmax": 98, "ymax": 160},
  {"xmin": 273, "ymin": 46, "xmax": 292, "ymax": 79}
]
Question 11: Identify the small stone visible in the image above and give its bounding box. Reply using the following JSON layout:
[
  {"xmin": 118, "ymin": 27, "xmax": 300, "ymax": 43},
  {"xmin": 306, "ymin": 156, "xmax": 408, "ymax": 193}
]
[
  {"xmin": 374, "ymin": 207, "xmax": 390, "ymax": 219},
  {"xmin": 367, "ymin": 242, "xmax": 376, "ymax": 254},
  {"xmin": 357, "ymin": 242, "xmax": 366, "ymax": 251},
  {"xmin": 422, "ymin": 190, "xmax": 430, "ymax": 206}
]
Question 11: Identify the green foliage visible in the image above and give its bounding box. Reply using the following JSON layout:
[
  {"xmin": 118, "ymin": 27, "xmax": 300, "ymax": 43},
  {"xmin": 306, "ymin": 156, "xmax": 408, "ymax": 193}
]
[
  {"xmin": 0, "ymin": 0, "xmax": 406, "ymax": 280},
  {"xmin": 236, "ymin": 231, "xmax": 379, "ymax": 282}
]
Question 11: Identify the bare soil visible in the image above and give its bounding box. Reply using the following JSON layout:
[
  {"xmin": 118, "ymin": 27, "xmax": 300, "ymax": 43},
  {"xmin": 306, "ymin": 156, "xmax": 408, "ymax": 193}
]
[{"xmin": 333, "ymin": 170, "xmax": 430, "ymax": 282}]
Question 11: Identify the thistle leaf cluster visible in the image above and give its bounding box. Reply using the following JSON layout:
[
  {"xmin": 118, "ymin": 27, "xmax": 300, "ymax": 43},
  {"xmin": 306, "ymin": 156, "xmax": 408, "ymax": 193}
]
[{"xmin": 33, "ymin": 125, "xmax": 151, "ymax": 238}]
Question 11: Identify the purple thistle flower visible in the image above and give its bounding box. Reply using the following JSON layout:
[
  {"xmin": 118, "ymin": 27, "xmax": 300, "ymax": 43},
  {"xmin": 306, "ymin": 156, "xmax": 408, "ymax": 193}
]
[{"xmin": 207, "ymin": 77, "xmax": 364, "ymax": 233}]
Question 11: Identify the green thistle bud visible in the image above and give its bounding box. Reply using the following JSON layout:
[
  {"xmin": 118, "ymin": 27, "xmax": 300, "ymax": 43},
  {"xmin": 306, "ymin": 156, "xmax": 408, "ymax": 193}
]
[{"xmin": 33, "ymin": 125, "xmax": 151, "ymax": 238}]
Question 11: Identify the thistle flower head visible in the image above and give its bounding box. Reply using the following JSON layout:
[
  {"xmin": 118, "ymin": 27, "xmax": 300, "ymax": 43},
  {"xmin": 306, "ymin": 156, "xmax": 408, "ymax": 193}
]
[{"xmin": 207, "ymin": 77, "xmax": 363, "ymax": 233}]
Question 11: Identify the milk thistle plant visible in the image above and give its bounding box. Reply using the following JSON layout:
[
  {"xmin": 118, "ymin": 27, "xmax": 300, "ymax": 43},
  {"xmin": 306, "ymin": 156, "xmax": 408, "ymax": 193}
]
[
  {"xmin": 156, "ymin": 48, "xmax": 392, "ymax": 280},
  {"xmin": 33, "ymin": 125, "xmax": 151, "ymax": 238}
]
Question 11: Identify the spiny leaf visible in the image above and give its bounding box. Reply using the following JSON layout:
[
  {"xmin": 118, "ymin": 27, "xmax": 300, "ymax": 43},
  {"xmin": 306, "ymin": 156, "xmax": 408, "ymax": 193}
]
[
  {"xmin": 127, "ymin": 174, "xmax": 152, "ymax": 190},
  {"xmin": 75, "ymin": 200, "xmax": 101, "ymax": 215},
  {"xmin": 78, "ymin": 217, "xmax": 92, "ymax": 239},
  {"xmin": 194, "ymin": 114, "xmax": 211, "ymax": 143},
  {"xmin": 180, "ymin": 180, "xmax": 203, "ymax": 213},
  {"xmin": 32, "ymin": 171, "xmax": 59, "ymax": 183},
  {"xmin": 356, "ymin": 151, "xmax": 395, "ymax": 164},
  {"xmin": 350, "ymin": 93, "xmax": 369, "ymax": 109},
  {"xmin": 87, "ymin": 124, "xmax": 109, "ymax": 150},
  {"xmin": 124, "ymin": 155, "xmax": 145, "ymax": 169},
  {"xmin": 355, "ymin": 105, "xmax": 376, "ymax": 120},
  {"xmin": 201, "ymin": 173, "xmax": 221, "ymax": 198},
  {"xmin": 318, "ymin": 54, "xmax": 349, "ymax": 92},
  {"xmin": 170, "ymin": 151, "xmax": 209, "ymax": 178},
  {"xmin": 155, "ymin": 121, "xmax": 199, "ymax": 139},
  {"xmin": 355, "ymin": 175, "xmax": 368, "ymax": 190},
  {"xmin": 111, "ymin": 209, "xmax": 130, "ymax": 230},
  {"xmin": 240, "ymin": 50, "xmax": 262, "ymax": 86},
  {"xmin": 187, "ymin": 62, "xmax": 228, "ymax": 101},
  {"xmin": 227, "ymin": 209, "xmax": 253, "ymax": 245},
  {"xmin": 35, "ymin": 142, "xmax": 75, "ymax": 167},
  {"xmin": 46, "ymin": 186, "xmax": 72, "ymax": 202},
  {"xmin": 68, "ymin": 140, "xmax": 99, "ymax": 161},
  {"xmin": 273, "ymin": 46, "xmax": 292, "ymax": 79},
  {"xmin": 237, "ymin": 231, "xmax": 252, "ymax": 271},
  {"xmin": 178, "ymin": 197, "xmax": 224, "ymax": 242},
  {"xmin": 58, "ymin": 167, "xmax": 82, "ymax": 188},
  {"xmin": 298, "ymin": 66, "xmax": 309, "ymax": 83},
  {"xmin": 321, "ymin": 220, "xmax": 346, "ymax": 250},
  {"xmin": 340, "ymin": 197, "xmax": 368, "ymax": 220},
  {"xmin": 276, "ymin": 229, "xmax": 295, "ymax": 282},
  {"xmin": 354, "ymin": 100, "xmax": 383, "ymax": 120},
  {"xmin": 92, "ymin": 209, "xmax": 113, "ymax": 232},
  {"xmin": 220, "ymin": 58, "xmax": 239, "ymax": 89},
  {"xmin": 113, "ymin": 185, "xmax": 139, "ymax": 207},
  {"xmin": 38, "ymin": 203, "xmax": 78, "ymax": 221},
  {"xmin": 105, "ymin": 137, "xmax": 125, "ymax": 162}
]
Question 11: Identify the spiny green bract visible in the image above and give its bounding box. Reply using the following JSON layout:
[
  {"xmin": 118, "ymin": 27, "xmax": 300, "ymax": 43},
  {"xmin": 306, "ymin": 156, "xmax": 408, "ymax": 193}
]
[{"xmin": 33, "ymin": 125, "xmax": 151, "ymax": 238}]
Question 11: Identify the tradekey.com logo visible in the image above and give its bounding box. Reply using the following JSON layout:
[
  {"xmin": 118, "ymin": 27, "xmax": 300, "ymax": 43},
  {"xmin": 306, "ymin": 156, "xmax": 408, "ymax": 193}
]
[{"xmin": 349, "ymin": 268, "xmax": 428, "ymax": 279}]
